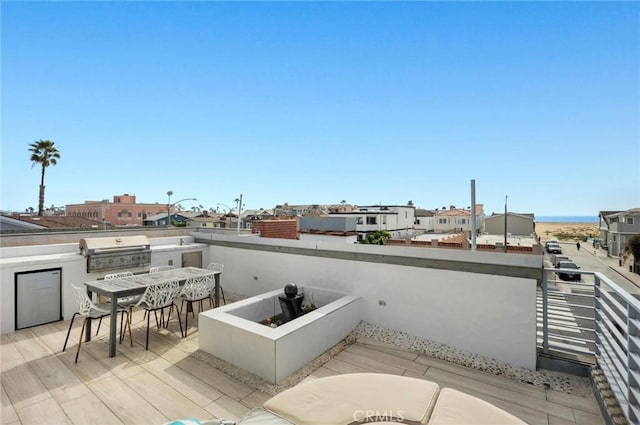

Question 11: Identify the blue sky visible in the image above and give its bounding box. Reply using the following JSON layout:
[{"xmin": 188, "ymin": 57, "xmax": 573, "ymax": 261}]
[{"xmin": 1, "ymin": 2, "xmax": 638, "ymax": 216}]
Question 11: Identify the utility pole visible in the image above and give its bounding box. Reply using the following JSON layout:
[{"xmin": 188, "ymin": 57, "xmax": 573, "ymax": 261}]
[
  {"xmin": 504, "ymin": 195, "xmax": 508, "ymax": 253},
  {"xmin": 470, "ymin": 179, "xmax": 477, "ymax": 251}
]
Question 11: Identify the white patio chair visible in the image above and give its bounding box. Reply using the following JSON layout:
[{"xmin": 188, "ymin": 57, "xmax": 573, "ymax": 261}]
[
  {"xmin": 206, "ymin": 262, "xmax": 226, "ymax": 306},
  {"xmin": 178, "ymin": 274, "xmax": 217, "ymax": 336},
  {"xmin": 150, "ymin": 265, "xmax": 174, "ymax": 274},
  {"xmin": 133, "ymin": 279, "xmax": 183, "ymax": 349},
  {"xmin": 63, "ymin": 284, "xmax": 132, "ymax": 363},
  {"xmin": 104, "ymin": 271, "xmax": 143, "ymax": 342},
  {"xmin": 147, "ymin": 266, "xmax": 176, "ymax": 317}
]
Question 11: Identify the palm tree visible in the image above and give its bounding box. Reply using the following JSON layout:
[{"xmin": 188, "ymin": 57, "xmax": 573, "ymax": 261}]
[{"xmin": 29, "ymin": 140, "xmax": 60, "ymax": 216}]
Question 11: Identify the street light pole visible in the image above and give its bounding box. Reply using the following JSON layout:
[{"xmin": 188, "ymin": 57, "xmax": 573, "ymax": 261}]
[
  {"xmin": 235, "ymin": 193, "xmax": 243, "ymax": 235},
  {"xmin": 166, "ymin": 192, "xmax": 197, "ymax": 227},
  {"xmin": 166, "ymin": 191, "xmax": 173, "ymax": 227}
]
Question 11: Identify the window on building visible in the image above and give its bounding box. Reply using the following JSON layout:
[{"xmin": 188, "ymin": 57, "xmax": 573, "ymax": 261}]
[
  {"xmin": 367, "ymin": 216, "xmax": 377, "ymax": 225},
  {"xmin": 627, "ymin": 217, "xmax": 634, "ymax": 225},
  {"xmin": 460, "ymin": 218, "xmax": 467, "ymax": 224},
  {"xmin": 138, "ymin": 212, "xmax": 142, "ymax": 218},
  {"xmin": 439, "ymin": 218, "xmax": 448, "ymax": 224},
  {"xmin": 357, "ymin": 217, "xmax": 364, "ymax": 225},
  {"xmin": 117, "ymin": 212, "xmax": 122, "ymax": 218},
  {"xmin": 128, "ymin": 212, "xmax": 132, "ymax": 217}
]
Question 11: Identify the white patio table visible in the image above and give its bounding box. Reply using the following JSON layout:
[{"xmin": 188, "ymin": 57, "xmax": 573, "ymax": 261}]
[{"xmin": 84, "ymin": 267, "xmax": 221, "ymax": 357}]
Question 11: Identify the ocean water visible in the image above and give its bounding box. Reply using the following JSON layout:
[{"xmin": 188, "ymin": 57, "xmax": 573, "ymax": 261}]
[{"xmin": 536, "ymin": 216, "xmax": 599, "ymax": 223}]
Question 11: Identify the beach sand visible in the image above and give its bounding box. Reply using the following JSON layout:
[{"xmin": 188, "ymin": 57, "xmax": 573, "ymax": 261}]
[{"xmin": 535, "ymin": 222, "xmax": 599, "ymax": 242}]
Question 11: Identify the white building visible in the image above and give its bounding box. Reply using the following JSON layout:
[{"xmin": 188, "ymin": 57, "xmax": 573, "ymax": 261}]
[
  {"xmin": 485, "ymin": 212, "xmax": 535, "ymax": 236},
  {"xmin": 433, "ymin": 205, "xmax": 485, "ymax": 236},
  {"xmin": 414, "ymin": 209, "xmax": 436, "ymax": 232},
  {"xmin": 330, "ymin": 205, "xmax": 416, "ymax": 241}
]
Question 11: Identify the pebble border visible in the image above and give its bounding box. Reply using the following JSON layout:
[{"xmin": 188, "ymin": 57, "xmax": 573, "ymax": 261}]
[{"xmin": 352, "ymin": 321, "xmax": 594, "ymax": 396}]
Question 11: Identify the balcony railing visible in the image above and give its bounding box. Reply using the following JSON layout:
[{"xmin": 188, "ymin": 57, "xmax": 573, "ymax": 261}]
[{"xmin": 540, "ymin": 268, "xmax": 640, "ymax": 424}]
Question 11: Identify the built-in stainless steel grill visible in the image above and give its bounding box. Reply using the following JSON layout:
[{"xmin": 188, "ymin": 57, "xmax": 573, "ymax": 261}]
[{"xmin": 79, "ymin": 235, "xmax": 151, "ymax": 273}]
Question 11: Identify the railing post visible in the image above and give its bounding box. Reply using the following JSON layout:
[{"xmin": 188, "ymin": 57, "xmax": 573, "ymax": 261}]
[
  {"xmin": 594, "ymin": 274, "xmax": 601, "ymax": 359},
  {"xmin": 542, "ymin": 269, "xmax": 549, "ymax": 355},
  {"xmin": 628, "ymin": 302, "xmax": 639, "ymax": 423}
]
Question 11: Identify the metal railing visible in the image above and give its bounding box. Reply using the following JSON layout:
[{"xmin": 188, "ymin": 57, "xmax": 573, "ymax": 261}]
[
  {"xmin": 540, "ymin": 268, "xmax": 640, "ymax": 424},
  {"xmin": 594, "ymin": 273, "xmax": 640, "ymax": 424},
  {"xmin": 540, "ymin": 268, "xmax": 597, "ymax": 358}
]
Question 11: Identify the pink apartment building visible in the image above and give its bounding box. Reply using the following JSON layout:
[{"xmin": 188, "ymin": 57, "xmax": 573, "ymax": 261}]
[{"xmin": 66, "ymin": 194, "xmax": 168, "ymax": 227}]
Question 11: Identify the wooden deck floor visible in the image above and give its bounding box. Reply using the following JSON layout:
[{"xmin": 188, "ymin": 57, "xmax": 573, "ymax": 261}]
[{"xmin": 1, "ymin": 307, "xmax": 605, "ymax": 425}]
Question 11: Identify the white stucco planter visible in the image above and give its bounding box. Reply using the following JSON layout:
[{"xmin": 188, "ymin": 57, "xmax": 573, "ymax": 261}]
[{"xmin": 199, "ymin": 286, "xmax": 361, "ymax": 384}]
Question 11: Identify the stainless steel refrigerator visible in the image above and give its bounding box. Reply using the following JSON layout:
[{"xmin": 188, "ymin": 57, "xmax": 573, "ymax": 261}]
[{"xmin": 15, "ymin": 268, "xmax": 62, "ymax": 330}]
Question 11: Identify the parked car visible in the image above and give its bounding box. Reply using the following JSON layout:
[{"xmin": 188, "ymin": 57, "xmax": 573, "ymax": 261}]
[
  {"xmin": 551, "ymin": 255, "xmax": 571, "ymax": 267},
  {"xmin": 556, "ymin": 260, "xmax": 581, "ymax": 281},
  {"xmin": 546, "ymin": 243, "xmax": 562, "ymax": 254},
  {"xmin": 545, "ymin": 240, "xmax": 559, "ymax": 249}
]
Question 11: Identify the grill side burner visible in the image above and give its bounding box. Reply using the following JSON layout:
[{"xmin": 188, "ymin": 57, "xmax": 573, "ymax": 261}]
[{"xmin": 79, "ymin": 235, "xmax": 151, "ymax": 273}]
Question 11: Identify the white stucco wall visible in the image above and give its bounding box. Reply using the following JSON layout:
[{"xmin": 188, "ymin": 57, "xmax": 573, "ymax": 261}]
[
  {"xmin": 415, "ymin": 216, "xmax": 435, "ymax": 231},
  {"xmin": 197, "ymin": 233, "xmax": 539, "ymax": 369},
  {"xmin": 299, "ymin": 233, "xmax": 358, "ymax": 244}
]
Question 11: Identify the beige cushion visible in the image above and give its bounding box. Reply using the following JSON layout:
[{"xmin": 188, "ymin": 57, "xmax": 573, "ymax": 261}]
[
  {"xmin": 428, "ymin": 388, "xmax": 528, "ymax": 425},
  {"xmin": 264, "ymin": 373, "xmax": 440, "ymax": 425}
]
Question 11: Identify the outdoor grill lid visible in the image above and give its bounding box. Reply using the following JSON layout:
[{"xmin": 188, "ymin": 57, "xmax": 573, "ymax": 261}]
[{"xmin": 79, "ymin": 235, "xmax": 150, "ymax": 255}]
